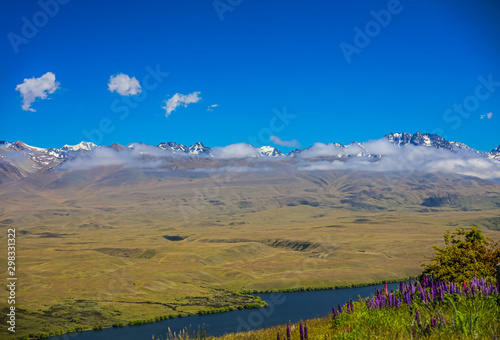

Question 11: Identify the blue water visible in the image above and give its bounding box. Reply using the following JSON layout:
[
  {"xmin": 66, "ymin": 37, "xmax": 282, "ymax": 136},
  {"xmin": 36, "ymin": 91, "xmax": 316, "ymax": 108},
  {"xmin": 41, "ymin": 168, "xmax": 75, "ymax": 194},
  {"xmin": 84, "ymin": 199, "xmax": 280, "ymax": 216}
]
[{"xmin": 50, "ymin": 282, "xmax": 399, "ymax": 340}]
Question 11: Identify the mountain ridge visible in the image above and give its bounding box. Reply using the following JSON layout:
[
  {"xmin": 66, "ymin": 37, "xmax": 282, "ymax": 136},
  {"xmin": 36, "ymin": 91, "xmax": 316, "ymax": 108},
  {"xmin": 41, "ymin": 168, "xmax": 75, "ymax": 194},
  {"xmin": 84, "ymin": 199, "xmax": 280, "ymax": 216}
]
[{"xmin": 0, "ymin": 132, "xmax": 498, "ymax": 181}]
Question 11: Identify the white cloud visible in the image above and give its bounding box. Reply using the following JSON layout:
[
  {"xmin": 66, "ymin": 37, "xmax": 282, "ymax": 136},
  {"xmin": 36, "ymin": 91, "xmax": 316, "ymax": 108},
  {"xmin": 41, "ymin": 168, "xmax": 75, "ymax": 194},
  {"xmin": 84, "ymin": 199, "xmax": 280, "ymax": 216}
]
[
  {"xmin": 15, "ymin": 72, "xmax": 60, "ymax": 112},
  {"xmin": 299, "ymin": 142, "xmax": 345, "ymax": 158},
  {"xmin": 207, "ymin": 104, "xmax": 219, "ymax": 112},
  {"xmin": 296, "ymin": 139, "xmax": 500, "ymax": 179},
  {"xmin": 55, "ymin": 137, "xmax": 500, "ymax": 180},
  {"xmin": 108, "ymin": 73, "xmax": 141, "ymax": 96},
  {"xmin": 211, "ymin": 143, "xmax": 259, "ymax": 159},
  {"xmin": 270, "ymin": 136, "xmax": 301, "ymax": 147},
  {"xmin": 480, "ymin": 112, "xmax": 493, "ymax": 119},
  {"xmin": 162, "ymin": 92, "xmax": 202, "ymax": 117}
]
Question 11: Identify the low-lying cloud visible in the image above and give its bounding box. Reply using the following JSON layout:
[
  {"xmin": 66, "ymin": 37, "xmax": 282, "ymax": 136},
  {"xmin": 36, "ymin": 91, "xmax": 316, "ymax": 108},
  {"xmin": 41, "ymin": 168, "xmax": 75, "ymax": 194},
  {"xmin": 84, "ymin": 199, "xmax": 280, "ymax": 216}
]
[
  {"xmin": 53, "ymin": 138, "xmax": 500, "ymax": 180},
  {"xmin": 211, "ymin": 143, "xmax": 260, "ymax": 159},
  {"xmin": 297, "ymin": 141, "xmax": 500, "ymax": 179}
]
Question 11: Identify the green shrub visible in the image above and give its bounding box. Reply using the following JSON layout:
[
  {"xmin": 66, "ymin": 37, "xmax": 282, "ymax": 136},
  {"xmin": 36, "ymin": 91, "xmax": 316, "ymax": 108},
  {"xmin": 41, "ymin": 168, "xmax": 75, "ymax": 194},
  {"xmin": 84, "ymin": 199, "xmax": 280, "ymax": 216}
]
[{"xmin": 422, "ymin": 227, "xmax": 500, "ymax": 282}]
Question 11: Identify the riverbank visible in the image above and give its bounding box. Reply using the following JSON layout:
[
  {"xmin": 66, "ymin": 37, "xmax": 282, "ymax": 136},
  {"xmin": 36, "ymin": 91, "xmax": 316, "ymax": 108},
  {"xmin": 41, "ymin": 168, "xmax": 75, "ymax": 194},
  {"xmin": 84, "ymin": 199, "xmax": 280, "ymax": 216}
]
[
  {"xmin": 24, "ymin": 280, "xmax": 405, "ymax": 340},
  {"xmin": 175, "ymin": 277, "xmax": 500, "ymax": 340}
]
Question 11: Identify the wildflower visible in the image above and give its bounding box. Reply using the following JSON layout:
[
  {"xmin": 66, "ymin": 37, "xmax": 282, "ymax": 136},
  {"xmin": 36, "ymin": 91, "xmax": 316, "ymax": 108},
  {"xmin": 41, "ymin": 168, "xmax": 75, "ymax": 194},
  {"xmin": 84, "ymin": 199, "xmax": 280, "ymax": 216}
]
[
  {"xmin": 277, "ymin": 333, "xmax": 280, "ymax": 340},
  {"xmin": 384, "ymin": 282, "xmax": 388, "ymax": 295},
  {"xmin": 415, "ymin": 309, "xmax": 421, "ymax": 327},
  {"xmin": 287, "ymin": 325, "xmax": 291, "ymax": 340},
  {"xmin": 412, "ymin": 327, "xmax": 418, "ymax": 339},
  {"xmin": 304, "ymin": 324, "xmax": 308, "ymax": 340},
  {"xmin": 300, "ymin": 323, "xmax": 304, "ymax": 339}
]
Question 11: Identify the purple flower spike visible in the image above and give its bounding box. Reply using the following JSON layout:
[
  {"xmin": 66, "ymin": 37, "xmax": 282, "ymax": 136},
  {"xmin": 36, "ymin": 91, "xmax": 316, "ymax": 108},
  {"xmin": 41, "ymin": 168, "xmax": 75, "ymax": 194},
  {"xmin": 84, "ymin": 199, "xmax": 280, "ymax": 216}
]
[
  {"xmin": 415, "ymin": 309, "xmax": 421, "ymax": 327},
  {"xmin": 300, "ymin": 323, "xmax": 304, "ymax": 340},
  {"xmin": 277, "ymin": 333, "xmax": 281, "ymax": 340},
  {"xmin": 305, "ymin": 325, "xmax": 308, "ymax": 340},
  {"xmin": 287, "ymin": 325, "xmax": 291, "ymax": 340}
]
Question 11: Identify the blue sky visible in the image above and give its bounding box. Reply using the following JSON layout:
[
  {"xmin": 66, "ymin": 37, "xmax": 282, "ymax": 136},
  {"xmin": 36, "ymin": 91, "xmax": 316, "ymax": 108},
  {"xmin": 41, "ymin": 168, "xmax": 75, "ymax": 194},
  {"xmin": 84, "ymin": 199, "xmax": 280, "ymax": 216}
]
[{"xmin": 1, "ymin": 0, "xmax": 499, "ymax": 152}]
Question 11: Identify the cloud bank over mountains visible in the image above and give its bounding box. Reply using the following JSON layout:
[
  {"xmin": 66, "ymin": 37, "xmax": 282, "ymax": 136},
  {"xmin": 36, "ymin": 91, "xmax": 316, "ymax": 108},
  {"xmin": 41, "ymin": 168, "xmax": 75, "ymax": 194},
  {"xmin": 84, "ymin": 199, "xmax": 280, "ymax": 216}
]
[{"xmin": 1, "ymin": 133, "xmax": 500, "ymax": 181}]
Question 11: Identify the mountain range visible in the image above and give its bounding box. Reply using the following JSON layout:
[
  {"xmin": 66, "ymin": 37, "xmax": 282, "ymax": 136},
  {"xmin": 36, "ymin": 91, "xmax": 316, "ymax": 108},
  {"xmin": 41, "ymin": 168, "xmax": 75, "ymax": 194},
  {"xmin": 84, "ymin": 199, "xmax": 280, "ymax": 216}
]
[
  {"xmin": 0, "ymin": 132, "xmax": 499, "ymax": 183},
  {"xmin": 1, "ymin": 132, "xmax": 500, "ymax": 217},
  {"xmin": 0, "ymin": 132, "xmax": 500, "ymax": 187}
]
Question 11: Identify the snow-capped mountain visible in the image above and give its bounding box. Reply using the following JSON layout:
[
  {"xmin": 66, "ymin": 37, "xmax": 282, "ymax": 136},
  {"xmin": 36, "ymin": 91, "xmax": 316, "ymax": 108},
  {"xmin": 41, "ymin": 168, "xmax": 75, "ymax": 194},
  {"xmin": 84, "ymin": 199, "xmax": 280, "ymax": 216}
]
[
  {"xmin": 490, "ymin": 146, "xmax": 500, "ymax": 161},
  {"xmin": 385, "ymin": 132, "xmax": 413, "ymax": 147},
  {"xmin": 0, "ymin": 133, "xmax": 498, "ymax": 177},
  {"xmin": 158, "ymin": 142, "xmax": 189, "ymax": 154},
  {"xmin": 188, "ymin": 142, "xmax": 211, "ymax": 156},
  {"xmin": 61, "ymin": 141, "xmax": 97, "ymax": 151},
  {"xmin": 385, "ymin": 132, "xmax": 453, "ymax": 149},
  {"xmin": 258, "ymin": 146, "xmax": 284, "ymax": 157}
]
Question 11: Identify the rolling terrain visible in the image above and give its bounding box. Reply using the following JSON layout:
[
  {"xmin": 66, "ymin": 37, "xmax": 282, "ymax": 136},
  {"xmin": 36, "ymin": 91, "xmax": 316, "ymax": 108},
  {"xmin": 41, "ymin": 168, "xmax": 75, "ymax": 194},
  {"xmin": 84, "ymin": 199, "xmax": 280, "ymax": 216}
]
[{"xmin": 1, "ymin": 133, "xmax": 500, "ymax": 337}]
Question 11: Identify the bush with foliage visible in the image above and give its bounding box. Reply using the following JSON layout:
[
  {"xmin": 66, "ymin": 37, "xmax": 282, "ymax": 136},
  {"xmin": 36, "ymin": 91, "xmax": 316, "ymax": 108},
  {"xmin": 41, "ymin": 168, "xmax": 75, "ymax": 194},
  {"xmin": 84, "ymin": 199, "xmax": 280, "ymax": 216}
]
[{"xmin": 422, "ymin": 227, "xmax": 500, "ymax": 283}]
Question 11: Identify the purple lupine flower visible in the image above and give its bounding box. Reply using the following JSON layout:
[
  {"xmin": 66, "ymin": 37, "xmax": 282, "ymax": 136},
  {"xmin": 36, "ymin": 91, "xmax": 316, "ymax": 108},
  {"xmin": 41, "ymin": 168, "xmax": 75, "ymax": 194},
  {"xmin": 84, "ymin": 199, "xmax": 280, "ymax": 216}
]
[
  {"xmin": 277, "ymin": 333, "xmax": 280, "ymax": 340},
  {"xmin": 415, "ymin": 309, "xmax": 421, "ymax": 327},
  {"xmin": 430, "ymin": 317, "xmax": 437, "ymax": 328},
  {"xmin": 287, "ymin": 325, "xmax": 291, "ymax": 340},
  {"xmin": 338, "ymin": 304, "xmax": 343, "ymax": 313},
  {"xmin": 300, "ymin": 323, "xmax": 304, "ymax": 339},
  {"xmin": 412, "ymin": 327, "xmax": 418, "ymax": 338},
  {"xmin": 440, "ymin": 314, "xmax": 446, "ymax": 327}
]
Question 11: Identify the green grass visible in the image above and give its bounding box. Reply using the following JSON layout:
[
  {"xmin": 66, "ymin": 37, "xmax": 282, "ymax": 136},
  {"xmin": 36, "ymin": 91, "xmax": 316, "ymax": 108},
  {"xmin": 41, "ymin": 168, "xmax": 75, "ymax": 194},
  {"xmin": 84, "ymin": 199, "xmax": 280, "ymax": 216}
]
[{"xmin": 153, "ymin": 280, "xmax": 500, "ymax": 340}]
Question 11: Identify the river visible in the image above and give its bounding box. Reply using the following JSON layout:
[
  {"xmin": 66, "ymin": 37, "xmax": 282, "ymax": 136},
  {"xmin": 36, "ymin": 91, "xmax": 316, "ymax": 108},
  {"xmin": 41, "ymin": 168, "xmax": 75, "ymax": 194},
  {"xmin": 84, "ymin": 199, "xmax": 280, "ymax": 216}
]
[{"xmin": 50, "ymin": 282, "xmax": 399, "ymax": 339}]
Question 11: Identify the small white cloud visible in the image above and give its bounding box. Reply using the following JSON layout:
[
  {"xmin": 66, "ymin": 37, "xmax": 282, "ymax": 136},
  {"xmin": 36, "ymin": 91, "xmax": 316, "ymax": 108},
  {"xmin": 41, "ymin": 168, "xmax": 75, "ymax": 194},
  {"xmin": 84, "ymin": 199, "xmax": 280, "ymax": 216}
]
[
  {"xmin": 211, "ymin": 143, "xmax": 259, "ymax": 159},
  {"xmin": 15, "ymin": 72, "xmax": 60, "ymax": 112},
  {"xmin": 480, "ymin": 112, "xmax": 493, "ymax": 119},
  {"xmin": 270, "ymin": 136, "xmax": 301, "ymax": 147},
  {"xmin": 108, "ymin": 73, "xmax": 141, "ymax": 96},
  {"xmin": 207, "ymin": 104, "xmax": 219, "ymax": 112},
  {"xmin": 162, "ymin": 91, "xmax": 202, "ymax": 117}
]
